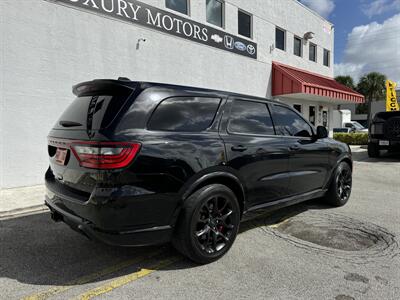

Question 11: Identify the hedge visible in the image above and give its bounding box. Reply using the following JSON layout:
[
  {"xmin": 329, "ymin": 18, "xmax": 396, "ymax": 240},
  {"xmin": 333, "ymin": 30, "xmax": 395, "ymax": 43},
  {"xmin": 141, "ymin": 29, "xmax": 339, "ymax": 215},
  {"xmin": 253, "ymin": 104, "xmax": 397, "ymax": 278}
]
[{"xmin": 333, "ymin": 133, "xmax": 368, "ymax": 145}]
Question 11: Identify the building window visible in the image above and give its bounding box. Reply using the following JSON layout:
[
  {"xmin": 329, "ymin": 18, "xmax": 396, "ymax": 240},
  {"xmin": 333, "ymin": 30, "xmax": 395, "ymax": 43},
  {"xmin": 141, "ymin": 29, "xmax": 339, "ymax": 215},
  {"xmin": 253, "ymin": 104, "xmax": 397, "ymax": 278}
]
[
  {"xmin": 293, "ymin": 104, "xmax": 302, "ymax": 113},
  {"xmin": 309, "ymin": 43, "xmax": 317, "ymax": 62},
  {"xmin": 238, "ymin": 10, "xmax": 252, "ymax": 38},
  {"xmin": 166, "ymin": 0, "xmax": 189, "ymax": 15},
  {"xmin": 275, "ymin": 28, "xmax": 286, "ymax": 51},
  {"xmin": 294, "ymin": 36, "xmax": 302, "ymax": 57},
  {"xmin": 324, "ymin": 49, "xmax": 330, "ymax": 67},
  {"xmin": 206, "ymin": 0, "xmax": 224, "ymax": 28}
]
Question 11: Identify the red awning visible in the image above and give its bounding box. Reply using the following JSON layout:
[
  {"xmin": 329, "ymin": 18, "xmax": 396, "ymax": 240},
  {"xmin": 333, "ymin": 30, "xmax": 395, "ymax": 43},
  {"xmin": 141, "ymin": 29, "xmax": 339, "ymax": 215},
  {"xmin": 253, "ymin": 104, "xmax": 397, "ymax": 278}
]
[{"xmin": 272, "ymin": 62, "xmax": 365, "ymax": 103}]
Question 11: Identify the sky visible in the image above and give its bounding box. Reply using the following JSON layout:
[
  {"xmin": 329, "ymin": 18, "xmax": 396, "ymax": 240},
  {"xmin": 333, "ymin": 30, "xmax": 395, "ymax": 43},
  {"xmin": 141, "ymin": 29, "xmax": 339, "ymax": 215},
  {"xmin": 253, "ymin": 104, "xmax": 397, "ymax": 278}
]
[{"xmin": 299, "ymin": 0, "xmax": 400, "ymax": 85}]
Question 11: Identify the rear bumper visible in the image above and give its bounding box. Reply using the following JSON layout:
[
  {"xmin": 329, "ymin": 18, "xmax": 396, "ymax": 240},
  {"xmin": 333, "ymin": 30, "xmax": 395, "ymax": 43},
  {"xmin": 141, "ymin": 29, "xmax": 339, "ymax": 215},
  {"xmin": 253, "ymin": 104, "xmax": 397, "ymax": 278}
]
[
  {"xmin": 45, "ymin": 197, "xmax": 174, "ymax": 246},
  {"xmin": 369, "ymin": 137, "xmax": 400, "ymax": 149},
  {"xmin": 44, "ymin": 170, "xmax": 181, "ymax": 246}
]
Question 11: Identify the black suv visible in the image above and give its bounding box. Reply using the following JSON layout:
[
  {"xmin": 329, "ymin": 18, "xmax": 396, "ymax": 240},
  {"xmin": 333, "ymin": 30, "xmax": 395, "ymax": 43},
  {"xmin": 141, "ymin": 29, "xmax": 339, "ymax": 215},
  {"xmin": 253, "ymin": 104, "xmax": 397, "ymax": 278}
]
[
  {"xmin": 368, "ymin": 111, "xmax": 400, "ymax": 157},
  {"xmin": 45, "ymin": 79, "xmax": 353, "ymax": 264}
]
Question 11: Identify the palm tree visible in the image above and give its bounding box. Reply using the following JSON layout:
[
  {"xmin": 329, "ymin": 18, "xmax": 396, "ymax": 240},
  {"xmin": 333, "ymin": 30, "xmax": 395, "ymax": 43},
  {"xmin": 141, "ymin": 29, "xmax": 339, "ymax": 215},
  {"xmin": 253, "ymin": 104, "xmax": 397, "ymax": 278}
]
[
  {"xmin": 357, "ymin": 72, "xmax": 386, "ymax": 123},
  {"xmin": 335, "ymin": 75, "xmax": 356, "ymax": 90}
]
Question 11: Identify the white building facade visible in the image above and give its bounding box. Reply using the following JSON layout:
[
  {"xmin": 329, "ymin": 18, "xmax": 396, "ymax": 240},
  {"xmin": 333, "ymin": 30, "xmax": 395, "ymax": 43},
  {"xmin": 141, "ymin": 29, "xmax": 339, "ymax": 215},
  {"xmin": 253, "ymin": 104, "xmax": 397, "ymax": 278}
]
[{"xmin": 0, "ymin": 0, "xmax": 363, "ymax": 189}]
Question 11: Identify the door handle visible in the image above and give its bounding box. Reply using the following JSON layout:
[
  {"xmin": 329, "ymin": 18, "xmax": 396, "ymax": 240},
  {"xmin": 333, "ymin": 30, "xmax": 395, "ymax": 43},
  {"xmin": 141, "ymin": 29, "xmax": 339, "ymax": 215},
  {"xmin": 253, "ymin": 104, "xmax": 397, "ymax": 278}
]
[
  {"xmin": 289, "ymin": 145, "xmax": 300, "ymax": 151},
  {"xmin": 231, "ymin": 145, "xmax": 248, "ymax": 152}
]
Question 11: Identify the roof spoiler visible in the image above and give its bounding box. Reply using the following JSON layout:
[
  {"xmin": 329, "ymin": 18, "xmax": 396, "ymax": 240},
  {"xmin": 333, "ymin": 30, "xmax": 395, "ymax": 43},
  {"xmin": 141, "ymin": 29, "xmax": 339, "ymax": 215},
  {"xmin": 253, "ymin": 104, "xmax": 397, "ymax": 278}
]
[{"xmin": 72, "ymin": 79, "xmax": 136, "ymax": 96}]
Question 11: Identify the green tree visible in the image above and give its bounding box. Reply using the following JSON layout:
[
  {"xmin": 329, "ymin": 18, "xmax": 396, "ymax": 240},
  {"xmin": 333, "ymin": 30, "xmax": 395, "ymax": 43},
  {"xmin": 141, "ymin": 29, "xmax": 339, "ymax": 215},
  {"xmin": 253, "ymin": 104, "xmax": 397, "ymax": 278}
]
[
  {"xmin": 335, "ymin": 75, "xmax": 356, "ymax": 90},
  {"xmin": 357, "ymin": 72, "xmax": 387, "ymax": 121},
  {"xmin": 355, "ymin": 103, "xmax": 368, "ymax": 114}
]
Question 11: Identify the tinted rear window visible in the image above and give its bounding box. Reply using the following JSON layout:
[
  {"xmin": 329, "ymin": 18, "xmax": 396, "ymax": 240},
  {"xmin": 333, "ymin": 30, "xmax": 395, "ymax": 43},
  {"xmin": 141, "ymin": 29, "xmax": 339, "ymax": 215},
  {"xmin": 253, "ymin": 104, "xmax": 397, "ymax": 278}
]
[
  {"xmin": 228, "ymin": 100, "xmax": 275, "ymax": 135},
  {"xmin": 148, "ymin": 97, "xmax": 221, "ymax": 132},
  {"xmin": 54, "ymin": 93, "xmax": 130, "ymax": 131}
]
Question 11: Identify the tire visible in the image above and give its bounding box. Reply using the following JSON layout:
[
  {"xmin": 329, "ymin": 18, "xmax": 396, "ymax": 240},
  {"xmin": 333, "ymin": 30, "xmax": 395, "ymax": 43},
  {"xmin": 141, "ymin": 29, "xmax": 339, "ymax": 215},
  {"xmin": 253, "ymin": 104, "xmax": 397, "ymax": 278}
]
[
  {"xmin": 172, "ymin": 184, "xmax": 241, "ymax": 264},
  {"xmin": 324, "ymin": 162, "xmax": 352, "ymax": 207},
  {"xmin": 368, "ymin": 142, "xmax": 380, "ymax": 158}
]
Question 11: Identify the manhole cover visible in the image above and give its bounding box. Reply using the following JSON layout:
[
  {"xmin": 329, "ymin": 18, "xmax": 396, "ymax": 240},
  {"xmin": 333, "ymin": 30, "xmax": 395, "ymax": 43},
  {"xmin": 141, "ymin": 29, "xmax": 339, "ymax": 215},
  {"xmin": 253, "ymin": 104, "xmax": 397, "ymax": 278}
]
[
  {"xmin": 263, "ymin": 211, "xmax": 398, "ymax": 263},
  {"xmin": 277, "ymin": 219, "xmax": 377, "ymax": 251}
]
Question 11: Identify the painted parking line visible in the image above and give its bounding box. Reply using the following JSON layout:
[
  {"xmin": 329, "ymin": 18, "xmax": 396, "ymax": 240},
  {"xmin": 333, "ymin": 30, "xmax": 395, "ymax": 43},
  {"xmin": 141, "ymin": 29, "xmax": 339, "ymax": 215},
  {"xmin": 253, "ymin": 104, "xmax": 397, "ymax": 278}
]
[
  {"xmin": 21, "ymin": 249, "xmax": 166, "ymax": 300},
  {"xmin": 75, "ymin": 256, "xmax": 181, "ymax": 300},
  {"xmin": 22, "ymin": 218, "xmax": 287, "ymax": 300},
  {"xmin": 0, "ymin": 206, "xmax": 48, "ymax": 220}
]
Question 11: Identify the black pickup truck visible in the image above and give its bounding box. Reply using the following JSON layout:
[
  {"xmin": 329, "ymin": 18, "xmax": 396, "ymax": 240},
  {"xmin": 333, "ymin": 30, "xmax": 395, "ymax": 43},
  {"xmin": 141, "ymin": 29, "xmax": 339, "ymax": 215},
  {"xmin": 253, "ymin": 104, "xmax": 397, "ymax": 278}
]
[{"xmin": 368, "ymin": 111, "xmax": 400, "ymax": 157}]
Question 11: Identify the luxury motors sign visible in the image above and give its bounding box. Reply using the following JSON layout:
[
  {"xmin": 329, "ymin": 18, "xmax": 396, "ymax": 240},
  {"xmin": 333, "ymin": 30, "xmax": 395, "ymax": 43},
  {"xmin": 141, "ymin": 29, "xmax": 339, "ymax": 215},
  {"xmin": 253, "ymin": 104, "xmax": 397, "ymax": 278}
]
[{"xmin": 57, "ymin": 0, "xmax": 258, "ymax": 59}]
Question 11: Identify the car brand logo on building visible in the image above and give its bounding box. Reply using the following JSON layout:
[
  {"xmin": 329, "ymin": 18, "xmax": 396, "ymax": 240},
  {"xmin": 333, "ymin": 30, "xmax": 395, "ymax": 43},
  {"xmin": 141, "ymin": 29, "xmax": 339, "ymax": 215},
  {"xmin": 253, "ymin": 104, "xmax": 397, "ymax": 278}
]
[
  {"xmin": 224, "ymin": 36, "xmax": 234, "ymax": 50},
  {"xmin": 57, "ymin": 0, "xmax": 257, "ymax": 59},
  {"xmin": 234, "ymin": 41, "xmax": 247, "ymax": 52},
  {"xmin": 247, "ymin": 44, "xmax": 256, "ymax": 55},
  {"xmin": 211, "ymin": 34, "xmax": 223, "ymax": 43}
]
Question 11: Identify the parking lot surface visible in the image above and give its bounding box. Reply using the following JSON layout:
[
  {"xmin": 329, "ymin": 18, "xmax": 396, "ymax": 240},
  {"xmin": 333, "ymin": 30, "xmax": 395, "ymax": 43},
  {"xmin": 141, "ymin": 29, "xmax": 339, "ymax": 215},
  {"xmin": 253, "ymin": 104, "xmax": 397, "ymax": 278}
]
[{"xmin": 1, "ymin": 149, "xmax": 399, "ymax": 300}]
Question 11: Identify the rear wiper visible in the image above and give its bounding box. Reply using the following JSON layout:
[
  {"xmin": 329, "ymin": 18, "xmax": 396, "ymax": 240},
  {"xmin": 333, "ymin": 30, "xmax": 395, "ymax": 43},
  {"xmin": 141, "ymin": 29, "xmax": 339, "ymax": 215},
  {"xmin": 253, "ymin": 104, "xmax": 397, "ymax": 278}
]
[{"xmin": 59, "ymin": 120, "xmax": 83, "ymax": 127}]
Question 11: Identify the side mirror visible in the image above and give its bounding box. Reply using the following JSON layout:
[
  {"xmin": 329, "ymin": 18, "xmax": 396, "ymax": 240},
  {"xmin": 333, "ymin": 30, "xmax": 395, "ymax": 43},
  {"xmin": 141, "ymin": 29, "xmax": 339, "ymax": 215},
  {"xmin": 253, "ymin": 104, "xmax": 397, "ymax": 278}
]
[{"xmin": 316, "ymin": 126, "xmax": 328, "ymax": 139}]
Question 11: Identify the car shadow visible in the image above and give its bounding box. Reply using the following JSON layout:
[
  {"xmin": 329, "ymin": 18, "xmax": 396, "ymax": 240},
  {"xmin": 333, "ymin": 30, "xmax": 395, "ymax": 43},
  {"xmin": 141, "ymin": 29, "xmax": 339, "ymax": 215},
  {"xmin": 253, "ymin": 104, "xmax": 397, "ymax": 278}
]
[
  {"xmin": 0, "ymin": 212, "xmax": 164, "ymax": 287},
  {"xmin": 238, "ymin": 199, "xmax": 334, "ymax": 234},
  {"xmin": 0, "ymin": 200, "xmax": 334, "ymax": 288}
]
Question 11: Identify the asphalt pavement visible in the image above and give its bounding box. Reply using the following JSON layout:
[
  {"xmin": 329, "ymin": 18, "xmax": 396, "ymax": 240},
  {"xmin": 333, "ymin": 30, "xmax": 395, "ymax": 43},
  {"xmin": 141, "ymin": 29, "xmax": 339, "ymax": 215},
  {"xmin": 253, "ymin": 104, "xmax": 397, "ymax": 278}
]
[{"xmin": 1, "ymin": 149, "xmax": 399, "ymax": 300}]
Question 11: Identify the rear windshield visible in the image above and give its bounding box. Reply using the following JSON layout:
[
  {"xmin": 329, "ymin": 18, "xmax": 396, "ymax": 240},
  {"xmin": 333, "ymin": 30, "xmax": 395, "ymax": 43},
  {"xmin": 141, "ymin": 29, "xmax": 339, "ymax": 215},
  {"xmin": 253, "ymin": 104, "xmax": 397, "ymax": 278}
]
[{"xmin": 54, "ymin": 93, "xmax": 131, "ymax": 131}]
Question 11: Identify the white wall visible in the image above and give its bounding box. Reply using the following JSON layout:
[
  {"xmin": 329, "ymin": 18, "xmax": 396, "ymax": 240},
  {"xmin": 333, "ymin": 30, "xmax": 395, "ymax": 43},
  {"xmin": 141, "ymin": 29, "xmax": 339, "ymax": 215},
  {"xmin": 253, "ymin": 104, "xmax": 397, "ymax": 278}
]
[
  {"xmin": 0, "ymin": 0, "xmax": 4, "ymax": 188},
  {"xmin": 0, "ymin": 0, "xmax": 334, "ymax": 188},
  {"xmin": 331, "ymin": 110, "xmax": 352, "ymax": 132},
  {"xmin": 228, "ymin": 0, "xmax": 334, "ymax": 77}
]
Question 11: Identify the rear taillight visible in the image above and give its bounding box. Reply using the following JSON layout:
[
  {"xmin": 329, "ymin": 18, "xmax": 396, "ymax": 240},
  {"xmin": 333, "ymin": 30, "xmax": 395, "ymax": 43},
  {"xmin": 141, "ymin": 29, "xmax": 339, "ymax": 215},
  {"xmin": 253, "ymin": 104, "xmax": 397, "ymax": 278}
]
[
  {"xmin": 70, "ymin": 142, "xmax": 141, "ymax": 169},
  {"xmin": 371, "ymin": 123, "xmax": 384, "ymax": 135}
]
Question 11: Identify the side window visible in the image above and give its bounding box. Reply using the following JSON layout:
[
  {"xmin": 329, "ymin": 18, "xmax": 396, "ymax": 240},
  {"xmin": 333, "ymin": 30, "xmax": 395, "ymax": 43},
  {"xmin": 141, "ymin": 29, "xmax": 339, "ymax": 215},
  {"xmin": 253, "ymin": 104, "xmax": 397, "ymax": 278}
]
[
  {"xmin": 148, "ymin": 97, "xmax": 221, "ymax": 132},
  {"xmin": 228, "ymin": 100, "xmax": 275, "ymax": 136},
  {"xmin": 272, "ymin": 105, "xmax": 313, "ymax": 138}
]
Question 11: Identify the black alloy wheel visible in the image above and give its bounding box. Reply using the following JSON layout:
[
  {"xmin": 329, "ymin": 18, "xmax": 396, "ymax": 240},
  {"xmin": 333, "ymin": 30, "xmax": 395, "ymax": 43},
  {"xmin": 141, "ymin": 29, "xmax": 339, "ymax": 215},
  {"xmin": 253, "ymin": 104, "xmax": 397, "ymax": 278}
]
[
  {"xmin": 336, "ymin": 166, "xmax": 352, "ymax": 203},
  {"xmin": 194, "ymin": 196, "xmax": 236, "ymax": 254},
  {"xmin": 324, "ymin": 162, "xmax": 352, "ymax": 207},
  {"xmin": 172, "ymin": 184, "xmax": 240, "ymax": 264}
]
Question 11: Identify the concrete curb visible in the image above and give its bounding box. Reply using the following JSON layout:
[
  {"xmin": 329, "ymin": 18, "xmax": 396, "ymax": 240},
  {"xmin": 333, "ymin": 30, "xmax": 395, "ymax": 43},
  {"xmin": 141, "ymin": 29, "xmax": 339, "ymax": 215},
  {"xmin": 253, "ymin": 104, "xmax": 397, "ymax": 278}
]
[
  {"xmin": 0, "ymin": 204, "xmax": 48, "ymax": 220},
  {"xmin": 0, "ymin": 185, "xmax": 46, "ymax": 218}
]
